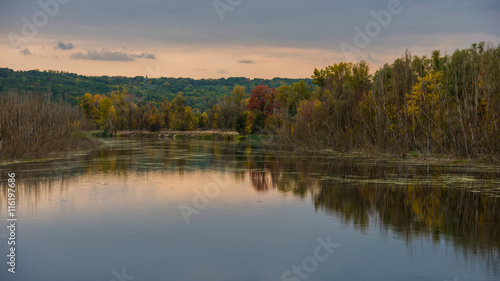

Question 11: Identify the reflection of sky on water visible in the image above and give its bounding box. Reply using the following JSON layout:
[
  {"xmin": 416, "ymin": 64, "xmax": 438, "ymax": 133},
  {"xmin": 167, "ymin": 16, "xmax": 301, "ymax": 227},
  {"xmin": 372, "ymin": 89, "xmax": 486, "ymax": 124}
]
[{"xmin": 0, "ymin": 139, "xmax": 498, "ymax": 280}]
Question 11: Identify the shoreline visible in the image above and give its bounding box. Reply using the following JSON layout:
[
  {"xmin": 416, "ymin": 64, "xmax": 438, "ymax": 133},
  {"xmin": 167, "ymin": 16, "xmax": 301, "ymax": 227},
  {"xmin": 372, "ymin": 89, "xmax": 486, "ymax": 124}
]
[
  {"xmin": 2, "ymin": 130, "xmax": 498, "ymax": 167},
  {"xmin": 111, "ymin": 131, "xmax": 500, "ymax": 166},
  {"xmin": 111, "ymin": 130, "xmax": 240, "ymax": 140},
  {"xmin": 0, "ymin": 136, "xmax": 103, "ymax": 166}
]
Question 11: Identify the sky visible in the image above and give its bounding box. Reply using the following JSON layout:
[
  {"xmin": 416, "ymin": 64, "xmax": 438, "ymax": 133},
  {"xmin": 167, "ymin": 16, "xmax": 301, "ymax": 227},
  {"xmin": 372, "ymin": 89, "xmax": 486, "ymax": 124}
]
[{"xmin": 0, "ymin": 0, "xmax": 499, "ymax": 79}]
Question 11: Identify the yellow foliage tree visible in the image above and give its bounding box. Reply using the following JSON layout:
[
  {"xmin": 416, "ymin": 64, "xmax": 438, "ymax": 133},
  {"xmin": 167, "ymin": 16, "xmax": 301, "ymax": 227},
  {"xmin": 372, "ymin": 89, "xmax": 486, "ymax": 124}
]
[
  {"xmin": 406, "ymin": 71, "xmax": 446, "ymax": 152},
  {"xmin": 407, "ymin": 71, "xmax": 444, "ymax": 120}
]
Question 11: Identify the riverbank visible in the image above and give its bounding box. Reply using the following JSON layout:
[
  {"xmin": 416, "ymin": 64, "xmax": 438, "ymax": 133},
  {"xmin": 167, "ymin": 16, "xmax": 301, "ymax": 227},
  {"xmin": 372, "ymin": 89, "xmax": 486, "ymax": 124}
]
[
  {"xmin": 0, "ymin": 133, "xmax": 102, "ymax": 165},
  {"xmin": 107, "ymin": 130, "xmax": 499, "ymax": 165},
  {"xmin": 99, "ymin": 130, "xmax": 499, "ymax": 165},
  {"xmin": 4, "ymin": 129, "xmax": 497, "ymax": 167},
  {"xmin": 95, "ymin": 130, "xmax": 241, "ymax": 140},
  {"xmin": 263, "ymin": 140, "xmax": 499, "ymax": 166},
  {"xmin": 1, "ymin": 130, "xmax": 242, "ymax": 164}
]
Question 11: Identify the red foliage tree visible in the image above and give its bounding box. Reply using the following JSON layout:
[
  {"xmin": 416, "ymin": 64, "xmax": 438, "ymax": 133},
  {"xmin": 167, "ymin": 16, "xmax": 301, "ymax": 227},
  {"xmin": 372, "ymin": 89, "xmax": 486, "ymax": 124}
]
[{"xmin": 246, "ymin": 85, "xmax": 276, "ymax": 117}]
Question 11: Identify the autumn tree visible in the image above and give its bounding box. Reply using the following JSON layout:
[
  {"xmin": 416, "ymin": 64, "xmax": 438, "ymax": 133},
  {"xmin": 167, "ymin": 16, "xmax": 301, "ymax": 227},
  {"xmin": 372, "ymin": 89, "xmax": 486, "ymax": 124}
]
[
  {"xmin": 310, "ymin": 61, "xmax": 371, "ymax": 148},
  {"xmin": 406, "ymin": 71, "xmax": 447, "ymax": 153},
  {"xmin": 146, "ymin": 103, "xmax": 162, "ymax": 132},
  {"xmin": 159, "ymin": 98, "xmax": 172, "ymax": 130},
  {"xmin": 276, "ymin": 80, "xmax": 312, "ymax": 116},
  {"xmin": 171, "ymin": 92, "xmax": 197, "ymax": 131},
  {"xmin": 245, "ymin": 85, "xmax": 276, "ymax": 134},
  {"xmin": 216, "ymin": 85, "xmax": 248, "ymax": 129},
  {"xmin": 95, "ymin": 94, "xmax": 119, "ymax": 134},
  {"xmin": 246, "ymin": 85, "xmax": 275, "ymax": 114},
  {"xmin": 78, "ymin": 93, "xmax": 99, "ymax": 128},
  {"xmin": 110, "ymin": 89, "xmax": 138, "ymax": 130}
]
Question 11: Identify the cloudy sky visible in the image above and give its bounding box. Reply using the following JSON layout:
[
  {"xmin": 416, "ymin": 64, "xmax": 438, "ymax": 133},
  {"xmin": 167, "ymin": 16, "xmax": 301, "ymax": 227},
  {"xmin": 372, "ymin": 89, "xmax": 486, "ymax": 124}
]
[{"xmin": 0, "ymin": 0, "xmax": 499, "ymax": 78}]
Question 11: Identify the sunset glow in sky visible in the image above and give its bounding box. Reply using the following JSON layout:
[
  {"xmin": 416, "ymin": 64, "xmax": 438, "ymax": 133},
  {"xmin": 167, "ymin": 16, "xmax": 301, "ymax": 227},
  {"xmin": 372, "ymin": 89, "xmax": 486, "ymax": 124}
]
[{"xmin": 1, "ymin": 0, "xmax": 499, "ymax": 78}]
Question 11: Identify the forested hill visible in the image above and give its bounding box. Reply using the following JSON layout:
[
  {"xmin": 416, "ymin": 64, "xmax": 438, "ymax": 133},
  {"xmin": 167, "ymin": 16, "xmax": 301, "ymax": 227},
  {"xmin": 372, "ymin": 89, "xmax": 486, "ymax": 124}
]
[{"xmin": 0, "ymin": 68, "xmax": 311, "ymax": 112}]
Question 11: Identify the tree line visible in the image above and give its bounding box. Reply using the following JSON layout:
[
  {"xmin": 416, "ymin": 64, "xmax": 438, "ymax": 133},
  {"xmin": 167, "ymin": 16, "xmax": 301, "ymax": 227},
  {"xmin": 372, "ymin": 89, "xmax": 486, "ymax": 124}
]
[
  {"xmin": 275, "ymin": 42, "xmax": 499, "ymax": 159},
  {"xmin": 77, "ymin": 42, "xmax": 499, "ymax": 159},
  {"xmin": 1, "ymin": 42, "xmax": 497, "ymax": 159},
  {"xmin": 0, "ymin": 68, "xmax": 307, "ymax": 112}
]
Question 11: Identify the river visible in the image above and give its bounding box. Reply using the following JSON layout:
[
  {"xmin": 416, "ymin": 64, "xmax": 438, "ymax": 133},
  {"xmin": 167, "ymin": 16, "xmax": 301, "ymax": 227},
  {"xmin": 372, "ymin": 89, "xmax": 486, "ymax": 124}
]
[{"xmin": 0, "ymin": 139, "xmax": 499, "ymax": 281}]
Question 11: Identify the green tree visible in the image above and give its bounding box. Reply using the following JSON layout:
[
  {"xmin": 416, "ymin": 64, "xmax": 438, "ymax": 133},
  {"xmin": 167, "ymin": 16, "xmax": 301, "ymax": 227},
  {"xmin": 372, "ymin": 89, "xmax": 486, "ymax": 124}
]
[{"xmin": 235, "ymin": 111, "xmax": 249, "ymax": 135}]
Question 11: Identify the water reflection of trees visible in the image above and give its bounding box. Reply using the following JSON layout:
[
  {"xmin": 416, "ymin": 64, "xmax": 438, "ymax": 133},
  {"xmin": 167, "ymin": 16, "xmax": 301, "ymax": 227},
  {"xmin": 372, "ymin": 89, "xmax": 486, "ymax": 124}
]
[
  {"xmin": 244, "ymin": 151, "xmax": 500, "ymax": 274},
  {"xmin": 0, "ymin": 159, "xmax": 83, "ymax": 214},
  {"xmin": 1, "ymin": 139, "xmax": 499, "ymax": 272}
]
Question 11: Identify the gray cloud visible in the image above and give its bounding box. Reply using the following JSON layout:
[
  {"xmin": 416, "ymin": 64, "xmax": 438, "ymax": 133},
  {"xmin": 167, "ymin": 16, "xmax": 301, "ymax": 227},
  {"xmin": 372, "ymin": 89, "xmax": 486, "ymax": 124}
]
[
  {"xmin": 238, "ymin": 60, "xmax": 255, "ymax": 64},
  {"xmin": 56, "ymin": 41, "xmax": 74, "ymax": 50},
  {"xmin": 2, "ymin": 0, "xmax": 499, "ymax": 66},
  {"xmin": 132, "ymin": 52, "xmax": 156, "ymax": 59},
  {"xmin": 216, "ymin": 69, "xmax": 228, "ymax": 74},
  {"xmin": 20, "ymin": 47, "xmax": 31, "ymax": 56},
  {"xmin": 37, "ymin": 0, "xmax": 496, "ymax": 50},
  {"xmin": 71, "ymin": 50, "xmax": 155, "ymax": 61}
]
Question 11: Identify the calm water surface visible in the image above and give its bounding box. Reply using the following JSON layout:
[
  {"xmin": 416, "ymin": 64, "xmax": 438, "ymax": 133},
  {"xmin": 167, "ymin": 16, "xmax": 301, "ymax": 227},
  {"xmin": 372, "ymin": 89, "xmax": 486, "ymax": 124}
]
[{"xmin": 1, "ymin": 139, "xmax": 499, "ymax": 281}]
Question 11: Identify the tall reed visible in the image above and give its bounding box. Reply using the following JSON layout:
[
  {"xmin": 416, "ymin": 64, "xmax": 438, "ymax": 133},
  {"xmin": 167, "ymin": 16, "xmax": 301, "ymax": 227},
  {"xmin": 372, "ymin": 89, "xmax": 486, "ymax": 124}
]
[{"xmin": 0, "ymin": 91, "xmax": 100, "ymax": 160}]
